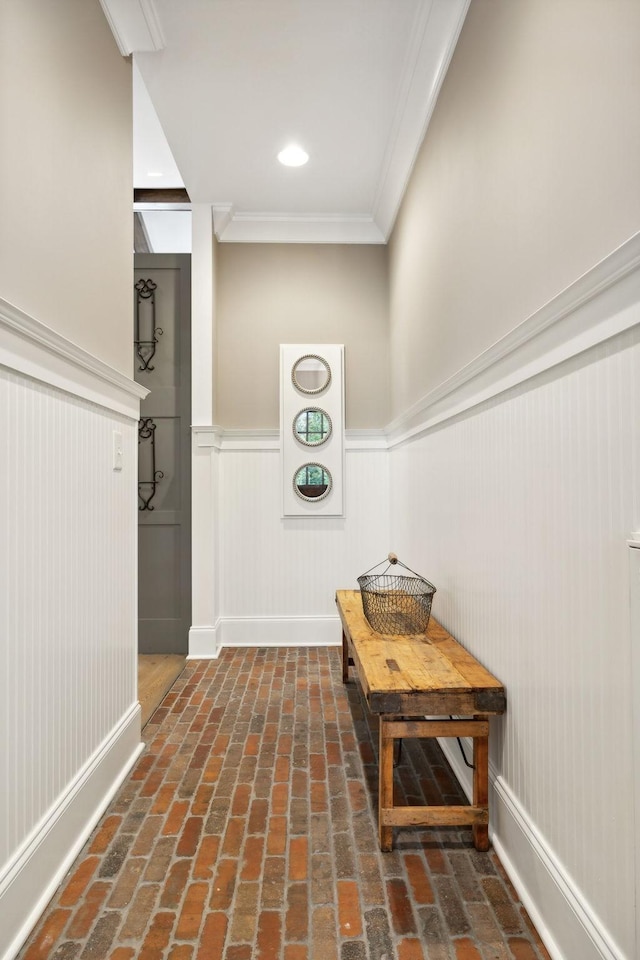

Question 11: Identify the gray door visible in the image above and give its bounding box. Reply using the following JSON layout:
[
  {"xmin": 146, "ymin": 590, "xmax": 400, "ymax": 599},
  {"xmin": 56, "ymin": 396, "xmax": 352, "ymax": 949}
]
[{"xmin": 134, "ymin": 254, "xmax": 191, "ymax": 653}]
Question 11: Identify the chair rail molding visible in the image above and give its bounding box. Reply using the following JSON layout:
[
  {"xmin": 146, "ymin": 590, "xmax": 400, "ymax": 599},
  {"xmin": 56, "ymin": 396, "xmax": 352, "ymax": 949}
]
[
  {"xmin": 0, "ymin": 298, "xmax": 147, "ymax": 419},
  {"xmin": 190, "ymin": 427, "xmax": 388, "ymax": 452},
  {"xmin": 387, "ymin": 231, "xmax": 640, "ymax": 447}
]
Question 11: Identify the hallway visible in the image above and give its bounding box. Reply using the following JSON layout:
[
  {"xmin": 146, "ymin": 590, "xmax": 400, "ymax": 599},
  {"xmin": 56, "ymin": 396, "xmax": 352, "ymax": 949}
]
[{"xmin": 19, "ymin": 648, "xmax": 549, "ymax": 960}]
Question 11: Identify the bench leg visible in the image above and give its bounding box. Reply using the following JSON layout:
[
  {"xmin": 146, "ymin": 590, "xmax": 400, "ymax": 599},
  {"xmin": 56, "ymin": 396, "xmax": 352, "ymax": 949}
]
[
  {"xmin": 378, "ymin": 717, "xmax": 394, "ymax": 851},
  {"xmin": 472, "ymin": 716, "xmax": 489, "ymax": 851},
  {"xmin": 341, "ymin": 629, "xmax": 349, "ymax": 683}
]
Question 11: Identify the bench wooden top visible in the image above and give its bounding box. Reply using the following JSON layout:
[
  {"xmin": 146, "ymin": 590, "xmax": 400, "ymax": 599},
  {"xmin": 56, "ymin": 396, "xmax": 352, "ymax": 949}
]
[{"xmin": 336, "ymin": 589, "xmax": 506, "ymax": 716}]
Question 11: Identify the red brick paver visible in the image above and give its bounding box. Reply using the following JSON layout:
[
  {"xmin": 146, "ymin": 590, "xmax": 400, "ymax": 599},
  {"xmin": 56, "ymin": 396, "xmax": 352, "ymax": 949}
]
[{"xmin": 17, "ymin": 649, "xmax": 551, "ymax": 959}]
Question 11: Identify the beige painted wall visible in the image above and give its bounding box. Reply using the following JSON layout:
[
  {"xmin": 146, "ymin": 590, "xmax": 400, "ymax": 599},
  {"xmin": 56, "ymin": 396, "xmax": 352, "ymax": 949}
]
[
  {"xmin": 389, "ymin": 0, "xmax": 640, "ymax": 418},
  {"xmin": 216, "ymin": 243, "xmax": 389, "ymax": 428},
  {"xmin": 0, "ymin": 0, "xmax": 133, "ymax": 375}
]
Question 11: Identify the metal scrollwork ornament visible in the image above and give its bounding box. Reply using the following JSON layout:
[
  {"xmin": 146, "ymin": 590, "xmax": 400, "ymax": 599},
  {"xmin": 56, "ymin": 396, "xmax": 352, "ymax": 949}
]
[
  {"xmin": 134, "ymin": 278, "xmax": 163, "ymax": 371},
  {"xmin": 138, "ymin": 417, "xmax": 164, "ymax": 510}
]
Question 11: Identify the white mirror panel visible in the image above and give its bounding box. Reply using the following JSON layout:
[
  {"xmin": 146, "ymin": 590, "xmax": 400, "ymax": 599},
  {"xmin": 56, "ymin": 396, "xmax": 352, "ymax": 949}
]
[{"xmin": 281, "ymin": 344, "xmax": 344, "ymax": 517}]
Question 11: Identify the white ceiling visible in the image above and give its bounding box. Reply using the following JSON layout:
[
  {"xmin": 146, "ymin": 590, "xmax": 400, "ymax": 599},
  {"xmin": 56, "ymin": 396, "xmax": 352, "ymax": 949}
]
[{"xmin": 102, "ymin": 0, "xmax": 470, "ymax": 243}]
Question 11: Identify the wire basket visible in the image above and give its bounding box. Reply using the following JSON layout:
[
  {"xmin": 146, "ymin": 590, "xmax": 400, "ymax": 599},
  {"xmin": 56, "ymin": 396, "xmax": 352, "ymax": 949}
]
[{"xmin": 357, "ymin": 553, "xmax": 436, "ymax": 636}]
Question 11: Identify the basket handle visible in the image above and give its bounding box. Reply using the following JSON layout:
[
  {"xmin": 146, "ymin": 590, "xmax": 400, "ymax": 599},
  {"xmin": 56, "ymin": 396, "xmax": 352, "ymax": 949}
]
[
  {"xmin": 359, "ymin": 553, "xmax": 435, "ymax": 593},
  {"xmin": 360, "ymin": 552, "xmax": 404, "ymax": 577}
]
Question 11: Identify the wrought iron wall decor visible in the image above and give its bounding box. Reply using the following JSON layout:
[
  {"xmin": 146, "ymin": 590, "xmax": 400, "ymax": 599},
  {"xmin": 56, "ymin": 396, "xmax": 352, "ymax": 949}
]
[
  {"xmin": 134, "ymin": 278, "xmax": 163, "ymax": 371},
  {"xmin": 138, "ymin": 417, "xmax": 164, "ymax": 510}
]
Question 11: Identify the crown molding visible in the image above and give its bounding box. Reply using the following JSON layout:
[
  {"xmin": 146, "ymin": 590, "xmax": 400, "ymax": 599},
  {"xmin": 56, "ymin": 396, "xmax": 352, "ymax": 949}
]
[
  {"xmin": 99, "ymin": 0, "xmax": 165, "ymax": 56},
  {"xmin": 372, "ymin": 0, "xmax": 471, "ymax": 239},
  {"xmin": 207, "ymin": 0, "xmax": 470, "ymax": 244},
  {"xmin": 213, "ymin": 211, "xmax": 385, "ymax": 244},
  {"xmin": 125, "ymin": 0, "xmax": 468, "ymax": 244},
  {"xmin": 138, "ymin": 0, "xmax": 165, "ymax": 49},
  {"xmin": 212, "ymin": 205, "xmax": 234, "ymax": 239}
]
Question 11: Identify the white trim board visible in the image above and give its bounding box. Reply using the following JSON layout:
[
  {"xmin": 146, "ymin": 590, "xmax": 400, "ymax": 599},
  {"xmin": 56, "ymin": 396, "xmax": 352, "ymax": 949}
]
[
  {"xmin": 188, "ymin": 622, "xmax": 222, "ymax": 660},
  {"xmin": 438, "ymin": 738, "xmax": 626, "ymax": 960},
  {"xmin": 0, "ymin": 298, "xmax": 147, "ymax": 420},
  {"xmin": 387, "ymin": 232, "xmax": 640, "ymax": 447},
  {"xmin": 0, "ymin": 705, "xmax": 143, "ymax": 960}
]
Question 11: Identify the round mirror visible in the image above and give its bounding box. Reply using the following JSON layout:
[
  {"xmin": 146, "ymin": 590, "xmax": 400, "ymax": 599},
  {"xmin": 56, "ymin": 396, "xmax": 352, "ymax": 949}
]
[
  {"xmin": 293, "ymin": 408, "xmax": 332, "ymax": 447},
  {"xmin": 293, "ymin": 463, "xmax": 332, "ymax": 502},
  {"xmin": 291, "ymin": 354, "xmax": 331, "ymax": 395}
]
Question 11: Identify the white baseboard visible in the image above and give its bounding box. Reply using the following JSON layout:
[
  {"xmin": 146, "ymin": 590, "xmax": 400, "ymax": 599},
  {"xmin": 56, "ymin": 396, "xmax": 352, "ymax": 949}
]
[
  {"xmin": 0, "ymin": 703, "xmax": 143, "ymax": 960},
  {"xmin": 219, "ymin": 615, "xmax": 341, "ymax": 649},
  {"xmin": 188, "ymin": 623, "xmax": 221, "ymax": 659},
  {"xmin": 438, "ymin": 739, "xmax": 626, "ymax": 960},
  {"xmin": 187, "ymin": 617, "xmax": 341, "ymax": 659}
]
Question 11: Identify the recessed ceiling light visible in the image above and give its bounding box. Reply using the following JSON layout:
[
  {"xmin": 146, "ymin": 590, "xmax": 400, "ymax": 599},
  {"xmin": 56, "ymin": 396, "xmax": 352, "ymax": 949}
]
[{"xmin": 277, "ymin": 145, "xmax": 309, "ymax": 167}]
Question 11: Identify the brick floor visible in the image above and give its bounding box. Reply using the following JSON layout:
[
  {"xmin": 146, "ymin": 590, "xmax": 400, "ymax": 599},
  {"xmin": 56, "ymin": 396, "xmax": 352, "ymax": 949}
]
[{"xmin": 18, "ymin": 648, "xmax": 551, "ymax": 960}]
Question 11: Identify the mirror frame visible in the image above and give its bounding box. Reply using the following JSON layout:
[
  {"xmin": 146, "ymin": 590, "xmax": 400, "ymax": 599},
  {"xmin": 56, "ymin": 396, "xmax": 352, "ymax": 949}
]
[
  {"xmin": 292, "ymin": 462, "xmax": 333, "ymax": 502},
  {"xmin": 292, "ymin": 407, "xmax": 332, "ymax": 447},
  {"xmin": 291, "ymin": 354, "xmax": 332, "ymax": 395}
]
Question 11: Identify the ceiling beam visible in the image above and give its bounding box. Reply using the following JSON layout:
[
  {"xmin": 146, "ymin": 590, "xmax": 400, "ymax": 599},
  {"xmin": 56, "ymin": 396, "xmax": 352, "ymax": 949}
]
[{"xmin": 134, "ymin": 188, "xmax": 191, "ymax": 205}]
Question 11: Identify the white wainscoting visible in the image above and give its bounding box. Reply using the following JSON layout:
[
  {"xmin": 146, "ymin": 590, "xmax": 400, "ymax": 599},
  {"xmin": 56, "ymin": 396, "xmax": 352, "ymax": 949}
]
[
  {"xmin": 388, "ymin": 236, "xmax": 640, "ymax": 960},
  {"xmin": 188, "ymin": 432, "xmax": 390, "ymax": 657},
  {"xmin": 0, "ymin": 302, "xmax": 144, "ymax": 960}
]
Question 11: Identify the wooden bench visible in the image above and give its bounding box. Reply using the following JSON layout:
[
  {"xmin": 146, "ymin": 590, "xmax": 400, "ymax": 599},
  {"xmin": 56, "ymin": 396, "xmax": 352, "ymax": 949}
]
[{"xmin": 336, "ymin": 589, "xmax": 506, "ymax": 852}]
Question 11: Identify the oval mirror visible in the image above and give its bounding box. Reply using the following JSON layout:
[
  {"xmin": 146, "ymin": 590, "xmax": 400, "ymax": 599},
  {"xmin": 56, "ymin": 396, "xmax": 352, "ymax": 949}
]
[
  {"xmin": 291, "ymin": 354, "xmax": 331, "ymax": 395},
  {"xmin": 293, "ymin": 463, "xmax": 332, "ymax": 502},
  {"xmin": 293, "ymin": 408, "xmax": 332, "ymax": 447}
]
